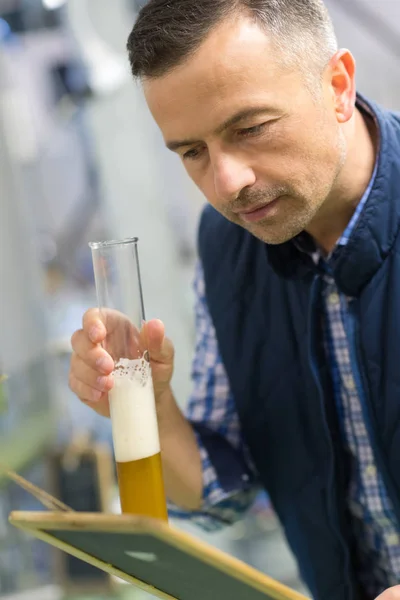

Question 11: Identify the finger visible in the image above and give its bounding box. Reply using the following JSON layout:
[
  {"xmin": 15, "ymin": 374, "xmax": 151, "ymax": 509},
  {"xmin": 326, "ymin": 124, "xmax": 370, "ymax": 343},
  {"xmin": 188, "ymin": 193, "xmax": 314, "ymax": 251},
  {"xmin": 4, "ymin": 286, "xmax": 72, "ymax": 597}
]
[
  {"xmin": 83, "ymin": 307, "xmax": 139, "ymax": 340},
  {"xmin": 70, "ymin": 354, "xmax": 114, "ymax": 393},
  {"xmin": 81, "ymin": 397, "xmax": 111, "ymax": 418},
  {"xmin": 82, "ymin": 308, "xmax": 107, "ymax": 344},
  {"xmin": 143, "ymin": 320, "xmax": 174, "ymax": 364},
  {"xmin": 82, "ymin": 308, "xmax": 143, "ymax": 362},
  {"xmin": 71, "ymin": 330, "xmax": 114, "ymax": 374},
  {"xmin": 69, "ymin": 375, "xmax": 110, "ymax": 417},
  {"xmin": 69, "ymin": 371, "xmax": 109, "ymax": 404}
]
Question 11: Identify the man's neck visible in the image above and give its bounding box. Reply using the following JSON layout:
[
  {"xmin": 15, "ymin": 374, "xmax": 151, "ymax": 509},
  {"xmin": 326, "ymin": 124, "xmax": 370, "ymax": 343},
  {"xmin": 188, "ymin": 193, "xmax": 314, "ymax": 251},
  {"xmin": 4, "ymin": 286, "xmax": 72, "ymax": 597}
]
[{"xmin": 306, "ymin": 107, "xmax": 378, "ymax": 255}]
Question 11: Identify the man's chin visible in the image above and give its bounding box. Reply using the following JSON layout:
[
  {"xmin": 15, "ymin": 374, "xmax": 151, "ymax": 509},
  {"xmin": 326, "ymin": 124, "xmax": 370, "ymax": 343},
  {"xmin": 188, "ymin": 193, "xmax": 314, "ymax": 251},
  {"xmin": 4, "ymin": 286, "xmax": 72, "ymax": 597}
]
[
  {"xmin": 244, "ymin": 221, "xmax": 302, "ymax": 245},
  {"xmin": 221, "ymin": 208, "xmax": 304, "ymax": 245}
]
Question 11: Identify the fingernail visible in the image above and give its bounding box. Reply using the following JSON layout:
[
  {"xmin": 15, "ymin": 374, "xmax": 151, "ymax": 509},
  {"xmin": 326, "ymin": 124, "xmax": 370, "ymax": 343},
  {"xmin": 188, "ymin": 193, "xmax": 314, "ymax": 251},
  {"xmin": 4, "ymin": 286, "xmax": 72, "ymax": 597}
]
[
  {"xmin": 96, "ymin": 356, "xmax": 113, "ymax": 373},
  {"xmin": 92, "ymin": 389, "xmax": 102, "ymax": 402},
  {"xmin": 97, "ymin": 376, "xmax": 109, "ymax": 391},
  {"xmin": 89, "ymin": 325, "xmax": 101, "ymax": 343}
]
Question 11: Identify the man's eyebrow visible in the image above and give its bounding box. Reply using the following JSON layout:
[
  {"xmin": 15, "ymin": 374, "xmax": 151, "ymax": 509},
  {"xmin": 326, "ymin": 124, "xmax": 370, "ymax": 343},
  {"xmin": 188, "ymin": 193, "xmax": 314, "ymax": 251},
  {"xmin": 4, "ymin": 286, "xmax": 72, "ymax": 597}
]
[
  {"xmin": 166, "ymin": 138, "xmax": 201, "ymax": 152},
  {"xmin": 166, "ymin": 106, "xmax": 276, "ymax": 151},
  {"xmin": 215, "ymin": 106, "xmax": 276, "ymax": 134}
]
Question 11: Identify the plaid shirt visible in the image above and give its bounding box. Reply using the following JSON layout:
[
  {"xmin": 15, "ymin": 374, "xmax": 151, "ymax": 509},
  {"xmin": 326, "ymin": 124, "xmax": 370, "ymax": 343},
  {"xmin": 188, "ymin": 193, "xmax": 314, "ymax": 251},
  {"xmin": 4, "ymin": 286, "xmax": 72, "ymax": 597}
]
[{"xmin": 171, "ymin": 103, "xmax": 400, "ymax": 598}]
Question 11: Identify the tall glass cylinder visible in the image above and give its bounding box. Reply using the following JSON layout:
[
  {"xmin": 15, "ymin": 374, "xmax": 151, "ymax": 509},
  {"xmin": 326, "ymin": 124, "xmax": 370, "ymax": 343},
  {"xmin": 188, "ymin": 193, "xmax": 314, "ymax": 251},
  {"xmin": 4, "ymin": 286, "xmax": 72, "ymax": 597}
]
[{"xmin": 89, "ymin": 238, "xmax": 168, "ymax": 521}]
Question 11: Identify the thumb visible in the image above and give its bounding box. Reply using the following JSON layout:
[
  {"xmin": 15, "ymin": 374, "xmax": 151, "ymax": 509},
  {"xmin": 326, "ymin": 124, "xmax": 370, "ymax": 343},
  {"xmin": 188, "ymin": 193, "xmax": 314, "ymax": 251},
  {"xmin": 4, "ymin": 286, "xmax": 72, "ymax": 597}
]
[{"xmin": 143, "ymin": 320, "xmax": 174, "ymax": 364}]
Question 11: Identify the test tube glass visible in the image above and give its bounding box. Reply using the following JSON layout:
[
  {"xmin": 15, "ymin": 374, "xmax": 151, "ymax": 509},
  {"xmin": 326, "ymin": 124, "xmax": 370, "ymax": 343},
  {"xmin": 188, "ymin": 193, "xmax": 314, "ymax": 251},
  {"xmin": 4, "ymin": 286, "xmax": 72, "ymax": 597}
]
[{"xmin": 89, "ymin": 238, "xmax": 168, "ymax": 521}]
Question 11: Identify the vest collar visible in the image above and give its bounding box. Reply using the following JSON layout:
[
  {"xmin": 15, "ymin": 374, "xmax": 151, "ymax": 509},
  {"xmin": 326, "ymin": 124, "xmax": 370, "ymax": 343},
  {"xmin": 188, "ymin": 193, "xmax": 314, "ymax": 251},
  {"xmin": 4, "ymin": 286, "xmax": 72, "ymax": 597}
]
[{"xmin": 268, "ymin": 95, "xmax": 400, "ymax": 296}]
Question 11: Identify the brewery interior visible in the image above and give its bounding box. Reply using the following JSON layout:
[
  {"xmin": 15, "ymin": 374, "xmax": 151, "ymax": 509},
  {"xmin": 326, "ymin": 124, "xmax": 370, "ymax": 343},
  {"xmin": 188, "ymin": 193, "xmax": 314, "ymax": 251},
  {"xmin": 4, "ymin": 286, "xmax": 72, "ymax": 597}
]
[{"xmin": 0, "ymin": 1, "xmax": 399, "ymax": 599}]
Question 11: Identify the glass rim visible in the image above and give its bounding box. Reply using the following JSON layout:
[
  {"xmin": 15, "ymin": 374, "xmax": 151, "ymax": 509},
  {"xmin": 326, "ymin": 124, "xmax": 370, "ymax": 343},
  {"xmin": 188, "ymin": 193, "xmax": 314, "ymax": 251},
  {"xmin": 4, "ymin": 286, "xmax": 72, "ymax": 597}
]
[{"xmin": 88, "ymin": 237, "xmax": 139, "ymax": 250}]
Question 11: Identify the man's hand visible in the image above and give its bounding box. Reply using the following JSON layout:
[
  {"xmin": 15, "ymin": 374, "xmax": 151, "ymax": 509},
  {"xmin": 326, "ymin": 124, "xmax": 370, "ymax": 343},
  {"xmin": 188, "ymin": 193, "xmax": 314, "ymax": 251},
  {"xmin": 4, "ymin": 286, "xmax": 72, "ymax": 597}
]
[
  {"xmin": 376, "ymin": 587, "xmax": 400, "ymax": 599},
  {"xmin": 69, "ymin": 308, "xmax": 174, "ymax": 417},
  {"xmin": 69, "ymin": 308, "xmax": 203, "ymax": 509}
]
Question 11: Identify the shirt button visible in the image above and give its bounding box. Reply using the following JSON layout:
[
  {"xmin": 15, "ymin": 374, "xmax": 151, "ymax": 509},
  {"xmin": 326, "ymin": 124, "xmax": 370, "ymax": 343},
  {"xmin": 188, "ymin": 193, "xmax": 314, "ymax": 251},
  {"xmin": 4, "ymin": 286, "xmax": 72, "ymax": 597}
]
[
  {"xmin": 328, "ymin": 293, "xmax": 340, "ymax": 305},
  {"xmin": 386, "ymin": 533, "xmax": 399, "ymax": 546},
  {"xmin": 365, "ymin": 465, "xmax": 377, "ymax": 478},
  {"xmin": 345, "ymin": 377, "xmax": 356, "ymax": 391}
]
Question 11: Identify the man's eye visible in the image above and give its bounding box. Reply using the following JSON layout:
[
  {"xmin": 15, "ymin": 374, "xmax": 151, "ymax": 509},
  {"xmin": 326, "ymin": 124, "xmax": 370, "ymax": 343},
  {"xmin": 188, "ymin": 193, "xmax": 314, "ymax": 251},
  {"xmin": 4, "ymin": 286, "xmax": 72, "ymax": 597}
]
[
  {"xmin": 238, "ymin": 123, "xmax": 267, "ymax": 138},
  {"xmin": 183, "ymin": 147, "xmax": 204, "ymax": 161}
]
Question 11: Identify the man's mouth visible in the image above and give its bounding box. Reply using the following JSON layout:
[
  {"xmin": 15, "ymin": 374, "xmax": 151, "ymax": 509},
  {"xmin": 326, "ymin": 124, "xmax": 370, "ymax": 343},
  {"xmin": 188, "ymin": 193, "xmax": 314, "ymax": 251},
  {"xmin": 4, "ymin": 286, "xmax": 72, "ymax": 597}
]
[{"xmin": 236, "ymin": 198, "xmax": 281, "ymax": 223}]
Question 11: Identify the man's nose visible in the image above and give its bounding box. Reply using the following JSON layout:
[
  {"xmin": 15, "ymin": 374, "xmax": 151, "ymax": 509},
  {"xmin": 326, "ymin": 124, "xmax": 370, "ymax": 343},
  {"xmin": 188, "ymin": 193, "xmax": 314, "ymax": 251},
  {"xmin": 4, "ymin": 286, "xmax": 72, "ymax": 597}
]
[{"xmin": 212, "ymin": 152, "xmax": 256, "ymax": 203}]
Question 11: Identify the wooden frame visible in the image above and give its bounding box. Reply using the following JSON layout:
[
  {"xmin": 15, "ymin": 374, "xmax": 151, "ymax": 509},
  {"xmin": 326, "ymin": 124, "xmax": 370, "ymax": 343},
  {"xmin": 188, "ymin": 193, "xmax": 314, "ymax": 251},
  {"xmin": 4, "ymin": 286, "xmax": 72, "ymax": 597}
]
[{"xmin": 9, "ymin": 512, "xmax": 308, "ymax": 600}]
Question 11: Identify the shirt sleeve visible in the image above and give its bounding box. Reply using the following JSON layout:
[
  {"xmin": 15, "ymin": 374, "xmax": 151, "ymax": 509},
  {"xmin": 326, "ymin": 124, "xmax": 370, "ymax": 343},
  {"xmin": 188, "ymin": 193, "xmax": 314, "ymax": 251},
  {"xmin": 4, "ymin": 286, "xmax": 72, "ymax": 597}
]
[{"xmin": 168, "ymin": 262, "xmax": 259, "ymax": 531}]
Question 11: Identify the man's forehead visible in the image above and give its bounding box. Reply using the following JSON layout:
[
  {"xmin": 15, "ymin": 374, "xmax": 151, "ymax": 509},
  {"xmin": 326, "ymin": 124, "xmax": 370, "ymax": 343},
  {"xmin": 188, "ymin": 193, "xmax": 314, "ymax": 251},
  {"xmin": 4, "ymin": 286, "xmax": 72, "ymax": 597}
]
[
  {"xmin": 143, "ymin": 17, "xmax": 287, "ymax": 108},
  {"xmin": 142, "ymin": 16, "xmax": 300, "ymax": 145}
]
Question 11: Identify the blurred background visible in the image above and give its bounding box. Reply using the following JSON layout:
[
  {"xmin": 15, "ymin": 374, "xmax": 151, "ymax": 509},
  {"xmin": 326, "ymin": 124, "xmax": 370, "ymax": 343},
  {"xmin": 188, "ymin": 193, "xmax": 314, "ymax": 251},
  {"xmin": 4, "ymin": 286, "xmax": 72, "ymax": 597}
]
[{"xmin": 0, "ymin": 1, "xmax": 399, "ymax": 599}]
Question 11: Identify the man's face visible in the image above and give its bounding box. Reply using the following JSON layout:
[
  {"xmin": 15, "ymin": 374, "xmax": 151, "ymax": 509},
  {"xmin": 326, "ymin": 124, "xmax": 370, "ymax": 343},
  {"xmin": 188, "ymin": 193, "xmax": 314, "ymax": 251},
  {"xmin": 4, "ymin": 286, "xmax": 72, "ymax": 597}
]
[{"xmin": 144, "ymin": 17, "xmax": 348, "ymax": 244}]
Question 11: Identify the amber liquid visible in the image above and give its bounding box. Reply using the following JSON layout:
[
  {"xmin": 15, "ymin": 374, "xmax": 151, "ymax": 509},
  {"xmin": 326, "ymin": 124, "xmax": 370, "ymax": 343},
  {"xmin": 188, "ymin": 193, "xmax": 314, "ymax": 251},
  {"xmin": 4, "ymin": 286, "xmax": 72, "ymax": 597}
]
[{"xmin": 116, "ymin": 452, "xmax": 168, "ymax": 521}]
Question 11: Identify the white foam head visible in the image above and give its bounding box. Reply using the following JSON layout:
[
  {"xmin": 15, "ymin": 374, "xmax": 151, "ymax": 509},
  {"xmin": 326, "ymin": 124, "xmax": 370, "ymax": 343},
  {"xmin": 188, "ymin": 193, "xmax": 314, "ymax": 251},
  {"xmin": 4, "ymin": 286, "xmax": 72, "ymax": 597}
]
[{"xmin": 109, "ymin": 357, "xmax": 160, "ymax": 463}]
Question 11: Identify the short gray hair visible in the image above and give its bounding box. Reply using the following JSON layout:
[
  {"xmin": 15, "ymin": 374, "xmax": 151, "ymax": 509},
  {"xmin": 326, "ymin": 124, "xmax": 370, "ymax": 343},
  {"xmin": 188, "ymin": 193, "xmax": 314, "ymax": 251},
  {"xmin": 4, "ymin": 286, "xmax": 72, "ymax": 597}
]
[{"xmin": 127, "ymin": 0, "xmax": 338, "ymax": 79}]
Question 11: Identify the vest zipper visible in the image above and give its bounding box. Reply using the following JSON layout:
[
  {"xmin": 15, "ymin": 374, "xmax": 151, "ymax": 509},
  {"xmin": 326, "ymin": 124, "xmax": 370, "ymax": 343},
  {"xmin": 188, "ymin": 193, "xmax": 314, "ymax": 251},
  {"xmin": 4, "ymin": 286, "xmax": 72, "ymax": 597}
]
[
  {"xmin": 307, "ymin": 275, "xmax": 354, "ymax": 600},
  {"xmin": 350, "ymin": 299, "xmax": 400, "ymax": 524}
]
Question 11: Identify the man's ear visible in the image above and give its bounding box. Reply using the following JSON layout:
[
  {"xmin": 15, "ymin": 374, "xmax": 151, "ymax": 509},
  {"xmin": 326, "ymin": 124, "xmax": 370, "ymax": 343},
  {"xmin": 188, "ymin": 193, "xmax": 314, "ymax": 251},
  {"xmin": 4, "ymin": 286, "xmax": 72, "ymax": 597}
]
[{"xmin": 327, "ymin": 49, "xmax": 356, "ymax": 124}]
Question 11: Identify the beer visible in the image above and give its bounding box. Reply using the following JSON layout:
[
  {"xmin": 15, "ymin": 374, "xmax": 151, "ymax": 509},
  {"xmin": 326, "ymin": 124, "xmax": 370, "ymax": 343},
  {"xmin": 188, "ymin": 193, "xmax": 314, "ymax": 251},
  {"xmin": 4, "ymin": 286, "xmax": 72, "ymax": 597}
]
[
  {"xmin": 116, "ymin": 453, "xmax": 168, "ymax": 519},
  {"xmin": 110, "ymin": 357, "xmax": 168, "ymax": 521}
]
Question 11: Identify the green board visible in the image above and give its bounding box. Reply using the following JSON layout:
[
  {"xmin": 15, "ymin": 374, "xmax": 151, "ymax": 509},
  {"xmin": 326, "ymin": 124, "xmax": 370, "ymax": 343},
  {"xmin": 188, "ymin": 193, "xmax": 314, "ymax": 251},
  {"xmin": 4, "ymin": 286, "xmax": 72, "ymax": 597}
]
[{"xmin": 9, "ymin": 512, "xmax": 308, "ymax": 600}]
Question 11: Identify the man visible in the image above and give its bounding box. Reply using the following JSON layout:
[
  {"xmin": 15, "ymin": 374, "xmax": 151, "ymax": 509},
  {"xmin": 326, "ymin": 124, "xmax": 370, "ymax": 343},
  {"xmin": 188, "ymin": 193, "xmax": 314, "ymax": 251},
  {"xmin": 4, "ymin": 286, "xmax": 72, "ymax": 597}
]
[{"xmin": 68, "ymin": 1, "xmax": 400, "ymax": 598}]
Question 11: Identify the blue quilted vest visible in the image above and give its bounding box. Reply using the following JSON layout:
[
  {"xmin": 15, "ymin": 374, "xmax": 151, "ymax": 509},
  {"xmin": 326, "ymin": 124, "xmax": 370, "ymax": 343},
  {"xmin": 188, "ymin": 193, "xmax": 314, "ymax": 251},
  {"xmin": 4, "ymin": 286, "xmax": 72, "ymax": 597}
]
[{"xmin": 198, "ymin": 98, "xmax": 400, "ymax": 600}]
